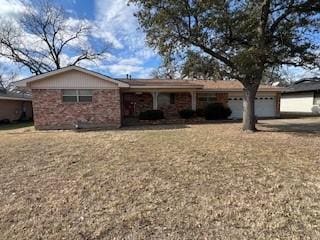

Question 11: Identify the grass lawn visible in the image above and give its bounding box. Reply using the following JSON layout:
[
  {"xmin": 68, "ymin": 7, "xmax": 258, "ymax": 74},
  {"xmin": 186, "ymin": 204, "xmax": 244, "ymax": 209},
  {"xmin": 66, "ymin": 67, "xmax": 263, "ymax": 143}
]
[{"xmin": 1, "ymin": 120, "xmax": 320, "ymax": 239}]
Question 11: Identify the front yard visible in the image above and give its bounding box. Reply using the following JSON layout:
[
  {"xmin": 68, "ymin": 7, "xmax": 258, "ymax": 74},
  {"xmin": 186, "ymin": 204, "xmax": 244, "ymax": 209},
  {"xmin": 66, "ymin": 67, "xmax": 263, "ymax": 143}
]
[{"xmin": 1, "ymin": 119, "xmax": 320, "ymax": 239}]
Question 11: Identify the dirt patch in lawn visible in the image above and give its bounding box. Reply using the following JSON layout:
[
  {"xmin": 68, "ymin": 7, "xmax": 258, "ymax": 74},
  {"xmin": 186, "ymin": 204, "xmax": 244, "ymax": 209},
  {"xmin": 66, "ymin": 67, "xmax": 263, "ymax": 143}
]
[{"xmin": 0, "ymin": 121, "xmax": 320, "ymax": 239}]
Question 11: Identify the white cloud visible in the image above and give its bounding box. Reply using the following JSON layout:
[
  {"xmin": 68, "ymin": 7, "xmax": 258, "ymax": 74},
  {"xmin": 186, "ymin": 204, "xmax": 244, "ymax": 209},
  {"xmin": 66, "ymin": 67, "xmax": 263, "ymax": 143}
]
[
  {"xmin": 93, "ymin": 0, "xmax": 158, "ymax": 77},
  {"xmin": 0, "ymin": 0, "xmax": 26, "ymax": 17},
  {"xmin": 118, "ymin": 57, "xmax": 143, "ymax": 66},
  {"xmin": 135, "ymin": 67, "xmax": 156, "ymax": 78},
  {"xmin": 91, "ymin": 30, "xmax": 124, "ymax": 49},
  {"xmin": 285, "ymin": 66, "xmax": 320, "ymax": 81},
  {"xmin": 0, "ymin": 56, "xmax": 13, "ymax": 64},
  {"xmin": 0, "ymin": 0, "xmax": 158, "ymax": 79},
  {"xmin": 106, "ymin": 64, "xmax": 144, "ymax": 76}
]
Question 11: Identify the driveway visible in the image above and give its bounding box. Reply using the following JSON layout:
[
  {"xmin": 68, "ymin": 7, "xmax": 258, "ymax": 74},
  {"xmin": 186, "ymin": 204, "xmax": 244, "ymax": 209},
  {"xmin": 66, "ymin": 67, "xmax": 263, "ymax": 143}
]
[{"xmin": 259, "ymin": 117, "xmax": 320, "ymax": 134}]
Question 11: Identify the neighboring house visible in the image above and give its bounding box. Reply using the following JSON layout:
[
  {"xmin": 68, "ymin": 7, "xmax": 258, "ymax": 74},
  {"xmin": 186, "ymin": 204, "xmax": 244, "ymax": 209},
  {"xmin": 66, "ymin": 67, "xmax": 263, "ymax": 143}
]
[
  {"xmin": 14, "ymin": 66, "xmax": 282, "ymax": 130},
  {"xmin": 281, "ymin": 78, "xmax": 320, "ymax": 115},
  {"xmin": 0, "ymin": 90, "xmax": 33, "ymax": 123}
]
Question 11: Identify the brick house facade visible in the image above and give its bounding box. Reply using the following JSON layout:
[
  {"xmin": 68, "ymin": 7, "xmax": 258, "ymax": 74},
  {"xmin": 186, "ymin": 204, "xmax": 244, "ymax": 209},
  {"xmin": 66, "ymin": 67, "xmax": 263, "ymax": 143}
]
[
  {"xmin": 14, "ymin": 66, "xmax": 282, "ymax": 130},
  {"xmin": 122, "ymin": 93, "xmax": 153, "ymax": 117},
  {"xmin": 159, "ymin": 93, "xmax": 192, "ymax": 118},
  {"xmin": 32, "ymin": 89, "xmax": 121, "ymax": 130}
]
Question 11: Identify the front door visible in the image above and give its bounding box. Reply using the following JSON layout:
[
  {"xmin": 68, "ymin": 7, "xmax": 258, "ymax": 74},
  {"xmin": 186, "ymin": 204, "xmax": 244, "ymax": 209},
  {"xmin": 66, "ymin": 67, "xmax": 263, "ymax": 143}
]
[{"xmin": 123, "ymin": 93, "xmax": 136, "ymax": 117}]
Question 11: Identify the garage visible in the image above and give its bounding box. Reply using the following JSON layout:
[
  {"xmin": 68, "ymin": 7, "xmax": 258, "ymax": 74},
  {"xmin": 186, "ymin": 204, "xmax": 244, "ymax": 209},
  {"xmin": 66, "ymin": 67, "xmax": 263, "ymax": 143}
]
[{"xmin": 228, "ymin": 94, "xmax": 277, "ymax": 119}]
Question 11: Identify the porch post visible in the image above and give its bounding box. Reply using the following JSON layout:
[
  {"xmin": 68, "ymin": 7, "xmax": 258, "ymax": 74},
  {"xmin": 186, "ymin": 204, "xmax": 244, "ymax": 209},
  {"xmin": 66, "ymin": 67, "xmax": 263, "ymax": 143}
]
[
  {"xmin": 191, "ymin": 91, "xmax": 197, "ymax": 111},
  {"xmin": 152, "ymin": 91, "xmax": 158, "ymax": 110}
]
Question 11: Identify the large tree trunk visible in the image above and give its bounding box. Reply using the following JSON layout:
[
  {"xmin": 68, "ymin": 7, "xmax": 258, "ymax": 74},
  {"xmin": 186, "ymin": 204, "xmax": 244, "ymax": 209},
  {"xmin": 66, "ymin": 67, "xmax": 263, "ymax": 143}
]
[{"xmin": 243, "ymin": 85, "xmax": 258, "ymax": 132}]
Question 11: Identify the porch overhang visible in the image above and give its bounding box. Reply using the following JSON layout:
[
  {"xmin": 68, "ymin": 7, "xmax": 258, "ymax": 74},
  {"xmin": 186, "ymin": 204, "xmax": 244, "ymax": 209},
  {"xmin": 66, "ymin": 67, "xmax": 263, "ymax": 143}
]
[{"xmin": 122, "ymin": 86, "xmax": 203, "ymax": 93}]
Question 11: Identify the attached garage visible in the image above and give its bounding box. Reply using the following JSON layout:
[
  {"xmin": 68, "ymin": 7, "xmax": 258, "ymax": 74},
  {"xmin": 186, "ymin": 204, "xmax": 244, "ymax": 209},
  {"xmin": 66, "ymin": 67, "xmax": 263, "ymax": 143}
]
[
  {"xmin": 228, "ymin": 93, "xmax": 277, "ymax": 119},
  {"xmin": 14, "ymin": 66, "xmax": 282, "ymax": 130}
]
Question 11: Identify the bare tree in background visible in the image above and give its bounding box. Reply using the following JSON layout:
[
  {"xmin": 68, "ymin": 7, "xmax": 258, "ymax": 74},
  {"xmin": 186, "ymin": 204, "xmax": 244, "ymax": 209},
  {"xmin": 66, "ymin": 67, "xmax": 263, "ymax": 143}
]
[
  {"xmin": 0, "ymin": 66, "xmax": 17, "ymax": 92},
  {"xmin": 0, "ymin": 0, "xmax": 107, "ymax": 75},
  {"xmin": 0, "ymin": 67, "xmax": 30, "ymax": 96},
  {"xmin": 131, "ymin": 0, "xmax": 320, "ymax": 131}
]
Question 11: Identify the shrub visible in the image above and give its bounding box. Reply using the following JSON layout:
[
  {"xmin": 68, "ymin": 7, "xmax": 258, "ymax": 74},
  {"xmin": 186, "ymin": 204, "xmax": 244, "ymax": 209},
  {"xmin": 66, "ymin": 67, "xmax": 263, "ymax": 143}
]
[
  {"xmin": 196, "ymin": 108, "xmax": 205, "ymax": 117},
  {"xmin": 0, "ymin": 119, "xmax": 10, "ymax": 124},
  {"xmin": 179, "ymin": 109, "xmax": 196, "ymax": 119},
  {"xmin": 204, "ymin": 103, "xmax": 232, "ymax": 120},
  {"xmin": 139, "ymin": 110, "xmax": 164, "ymax": 120}
]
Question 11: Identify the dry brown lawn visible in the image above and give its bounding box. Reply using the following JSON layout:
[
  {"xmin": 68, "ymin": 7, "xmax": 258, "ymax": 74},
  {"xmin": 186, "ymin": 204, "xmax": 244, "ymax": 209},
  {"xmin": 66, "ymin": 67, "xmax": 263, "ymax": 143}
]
[{"xmin": 1, "ymin": 119, "xmax": 320, "ymax": 239}]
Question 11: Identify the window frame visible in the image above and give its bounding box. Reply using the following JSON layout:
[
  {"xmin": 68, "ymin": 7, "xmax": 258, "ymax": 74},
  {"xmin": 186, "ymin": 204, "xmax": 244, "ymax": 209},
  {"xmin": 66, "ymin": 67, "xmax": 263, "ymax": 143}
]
[
  {"xmin": 197, "ymin": 93, "xmax": 217, "ymax": 104},
  {"xmin": 62, "ymin": 89, "xmax": 93, "ymax": 103},
  {"xmin": 158, "ymin": 93, "xmax": 175, "ymax": 107}
]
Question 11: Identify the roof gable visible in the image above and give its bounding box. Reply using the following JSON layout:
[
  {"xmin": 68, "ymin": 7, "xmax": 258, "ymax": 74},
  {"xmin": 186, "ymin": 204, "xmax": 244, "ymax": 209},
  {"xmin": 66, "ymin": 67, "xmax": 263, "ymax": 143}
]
[{"xmin": 14, "ymin": 66, "xmax": 129, "ymax": 88}]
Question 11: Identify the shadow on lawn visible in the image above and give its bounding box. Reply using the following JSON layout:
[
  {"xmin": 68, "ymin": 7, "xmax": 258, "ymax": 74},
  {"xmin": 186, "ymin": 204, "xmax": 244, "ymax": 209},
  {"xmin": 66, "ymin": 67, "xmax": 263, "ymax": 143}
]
[
  {"xmin": 259, "ymin": 121, "xmax": 320, "ymax": 135},
  {"xmin": 0, "ymin": 122, "xmax": 34, "ymax": 131}
]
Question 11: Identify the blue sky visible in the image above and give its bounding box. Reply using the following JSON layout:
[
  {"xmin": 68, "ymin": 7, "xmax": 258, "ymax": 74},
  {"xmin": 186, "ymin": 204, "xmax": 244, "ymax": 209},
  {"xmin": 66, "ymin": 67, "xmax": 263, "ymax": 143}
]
[
  {"xmin": 0, "ymin": 0, "xmax": 161, "ymax": 79},
  {"xmin": 0, "ymin": 0, "xmax": 319, "ymax": 81}
]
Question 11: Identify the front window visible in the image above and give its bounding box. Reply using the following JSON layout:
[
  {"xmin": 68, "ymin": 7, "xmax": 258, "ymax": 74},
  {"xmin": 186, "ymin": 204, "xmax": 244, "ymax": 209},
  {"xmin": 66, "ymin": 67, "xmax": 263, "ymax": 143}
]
[
  {"xmin": 158, "ymin": 93, "xmax": 175, "ymax": 106},
  {"xmin": 314, "ymin": 92, "xmax": 320, "ymax": 105},
  {"xmin": 198, "ymin": 93, "xmax": 217, "ymax": 104},
  {"xmin": 62, "ymin": 90, "xmax": 93, "ymax": 103}
]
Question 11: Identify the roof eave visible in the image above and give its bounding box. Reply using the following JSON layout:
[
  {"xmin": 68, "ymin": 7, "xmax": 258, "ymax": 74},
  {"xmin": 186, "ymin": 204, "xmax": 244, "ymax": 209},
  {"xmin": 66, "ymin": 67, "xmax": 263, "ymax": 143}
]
[
  {"xmin": 128, "ymin": 85, "xmax": 203, "ymax": 89},
  {"xmin": 13, "ymin": 66, "xmax": 130, "ymax": 88},
  {"xmin": 0, "ymin": 96, "xmax": 32, "ymax": 101},
  {"xmin": 200, "ymin": 88, "xmax": 283, "ymax": 92}
]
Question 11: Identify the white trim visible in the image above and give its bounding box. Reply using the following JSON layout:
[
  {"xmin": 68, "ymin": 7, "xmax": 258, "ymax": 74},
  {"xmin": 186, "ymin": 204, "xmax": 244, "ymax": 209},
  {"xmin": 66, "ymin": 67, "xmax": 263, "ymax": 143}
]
[
  {"xmin": 191, "ymin": 92, "xmax": 197, "ymax": 110},
  {"xmin": 197, "ymin": 89, "xmax": 283, "ymax": 92},
  {"xmin": 62, "ymin": 89, "xmax": 93, "ymax": 103},
  {"xmin": 129, "ymin": 85, "xmax": 203, "ymax": 89},
  {"xmin": 13, "ymin": 66, "xmax": 130, "ymax": 88},
  {"xmin": 152, "ymin": 92, "xmax": 158, "ymax": 110},
  {"xmin": 126, "ymin": 88, "xmax": 281, "ymax": 93}
]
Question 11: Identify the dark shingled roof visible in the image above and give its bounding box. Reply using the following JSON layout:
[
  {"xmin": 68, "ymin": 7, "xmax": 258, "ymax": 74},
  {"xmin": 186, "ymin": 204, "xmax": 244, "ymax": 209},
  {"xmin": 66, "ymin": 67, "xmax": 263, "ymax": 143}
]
[
  {"xmin": 284, "ymin": 77, "xmax": 320, "ymax": 93},
  {"xmin": 0, "ymin": 89, "xmax": 31, "ymax": 101}
]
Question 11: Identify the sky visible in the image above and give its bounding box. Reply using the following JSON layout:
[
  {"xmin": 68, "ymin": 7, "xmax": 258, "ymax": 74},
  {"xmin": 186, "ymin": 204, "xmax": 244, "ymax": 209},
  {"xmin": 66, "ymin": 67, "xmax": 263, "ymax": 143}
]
[
  {"xmin": 0, "ymin": 0, "xmax": 319, "ymax": 81},
  {"xmin": 0, "ymin": 0, "xmax": 161, "ymax": 80}
]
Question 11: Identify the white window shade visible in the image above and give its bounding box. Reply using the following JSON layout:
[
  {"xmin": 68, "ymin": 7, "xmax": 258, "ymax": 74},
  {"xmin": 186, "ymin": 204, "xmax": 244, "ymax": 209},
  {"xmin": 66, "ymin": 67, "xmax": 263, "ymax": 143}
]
[{"xmin": 62, "ymin": 90, "xmax": 93, "ymax": 103}]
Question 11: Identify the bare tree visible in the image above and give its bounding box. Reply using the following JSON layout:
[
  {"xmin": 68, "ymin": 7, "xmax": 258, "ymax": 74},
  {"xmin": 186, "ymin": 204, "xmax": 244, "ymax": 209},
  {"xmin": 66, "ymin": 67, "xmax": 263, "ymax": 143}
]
[
  {"xmin": 0, "ymin": 65, "xmax": 17, "ymax": 92},
  {"xmin": 0, "ymin": 0, "xmax": 107, "ymax": 75}
]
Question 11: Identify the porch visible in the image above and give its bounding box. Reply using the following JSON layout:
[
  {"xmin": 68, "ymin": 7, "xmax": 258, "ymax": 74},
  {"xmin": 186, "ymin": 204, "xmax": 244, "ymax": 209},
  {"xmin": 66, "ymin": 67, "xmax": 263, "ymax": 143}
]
[
  {"xmin": 121, "ymin": 91, "xmax": 196, "ymax": 123},
  {"xmin": 121, "ymin": 90, "xmax": 232, "ymax": 125}
]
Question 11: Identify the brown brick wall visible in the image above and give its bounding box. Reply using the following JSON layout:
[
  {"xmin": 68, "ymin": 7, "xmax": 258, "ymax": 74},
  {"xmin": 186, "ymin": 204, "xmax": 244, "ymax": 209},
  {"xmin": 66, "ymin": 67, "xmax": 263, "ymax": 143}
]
[
  {"xmin": 134, "ymin": 93, "xmax": 153, "ymax": 115},
  {"xmin": 159, "ymin": 92, "xmax": 192, "ymax": 118},
  {"xmin": 32, "ymin": 89, "xmax": 121, "ymax": 130},
  {"xmin": 123, "ymin": 92, "xmax": 192, "ymax": 119},
  {"xmin": 122, "ymin": 93, "xmax": 153, "ymax": 117}
]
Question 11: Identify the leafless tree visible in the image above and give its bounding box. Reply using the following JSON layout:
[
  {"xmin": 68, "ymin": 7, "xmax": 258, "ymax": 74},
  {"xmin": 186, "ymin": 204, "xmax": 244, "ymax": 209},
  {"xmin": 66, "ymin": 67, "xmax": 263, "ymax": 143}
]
[{"xmin": 0, "ymin": 0, "xmax": 107, "ymax": 75}]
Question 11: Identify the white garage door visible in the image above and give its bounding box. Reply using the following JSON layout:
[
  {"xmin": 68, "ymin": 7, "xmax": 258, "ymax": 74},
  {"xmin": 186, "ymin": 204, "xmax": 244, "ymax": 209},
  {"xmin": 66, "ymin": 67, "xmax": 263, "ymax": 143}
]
[{"xmin": 228, "ymin": 95, "xmax": 276, "ymax": 119}]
